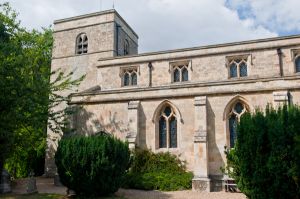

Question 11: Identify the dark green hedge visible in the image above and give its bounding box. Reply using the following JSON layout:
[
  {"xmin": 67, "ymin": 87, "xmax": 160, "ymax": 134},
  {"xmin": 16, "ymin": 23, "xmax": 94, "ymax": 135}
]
[
  {"xmin": 226, "ymin": 105, "xmax": 300, "ymax": 199},
  {"xmin": 55, "ymin": 134, "xmax": 130, "ymax": 197},
  {"xmin": 123, "ymin": 148, "xmax": 193, "ymax": 191}
]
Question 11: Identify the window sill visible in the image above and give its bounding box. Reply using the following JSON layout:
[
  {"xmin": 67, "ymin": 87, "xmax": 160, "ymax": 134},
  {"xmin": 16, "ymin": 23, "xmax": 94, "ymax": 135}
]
[
  {"xmin": 228, "ymin": 76, "xmax": 249, "ymax": 80},
  {"xmin": 171, "ymin": 80, "xmax": 190, "ymax": 84},
  {"xmin": 155, "ymin": 148, "xmax": 180, "ymax": 153},
  {"xmin": 121, "ymin": 85, "xmax": 138, "ymax": 88}
]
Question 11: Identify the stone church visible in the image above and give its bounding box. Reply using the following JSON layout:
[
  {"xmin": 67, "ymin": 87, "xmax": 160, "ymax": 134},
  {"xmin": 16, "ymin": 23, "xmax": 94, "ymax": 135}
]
[{"xmin": 45, "ymin": 9, "xmax": 300, "ymax": 191}]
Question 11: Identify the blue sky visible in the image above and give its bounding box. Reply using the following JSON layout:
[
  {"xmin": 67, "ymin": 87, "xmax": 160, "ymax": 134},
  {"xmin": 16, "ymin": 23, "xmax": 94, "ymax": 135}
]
[{"xmin": 2, "ymin": 0, "xmax": 300, "ymax": 53}]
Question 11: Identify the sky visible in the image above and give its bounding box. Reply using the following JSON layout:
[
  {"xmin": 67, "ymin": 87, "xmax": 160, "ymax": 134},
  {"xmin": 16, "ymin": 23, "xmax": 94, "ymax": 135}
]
[{"xmin": 2, "ymin": 0, "xmax": 300, "ymax": 53}]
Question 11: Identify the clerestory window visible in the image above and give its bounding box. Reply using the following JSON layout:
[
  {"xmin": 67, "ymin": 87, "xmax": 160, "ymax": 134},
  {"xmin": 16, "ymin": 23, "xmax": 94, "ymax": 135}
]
[
  {"xmin": 228, "ymin": 58, "xmax": 248, "ymax": 78},
  {"xmin": 76, "ymin": 33, "xmax": 88, "ymax": 55},
  {"xmin": 172, "ymin": 63, "xmax": 189, "ymax": 82},
  {"xmin": 159, "ymin": 106, "xmax": 177, "ymax": 148},
  {"xmin": 122, "ymin": 68, "xmax": 137, "ymax": 86}
]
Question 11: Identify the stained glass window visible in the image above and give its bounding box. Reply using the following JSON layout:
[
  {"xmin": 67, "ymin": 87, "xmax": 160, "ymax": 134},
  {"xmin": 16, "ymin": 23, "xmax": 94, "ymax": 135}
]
[
  {"xmin": 240, "ymin": 62, "xmax": 247, "ymax": 77},
  {"xmin": 296, "ymin": 57, "xmax": 300, "ymax": 73},
  {"xmin": 229, "ymin": 114, "xmax": 237, "ymax": 148},
  {"xmin": 159, "ymin": 116, "xmax": 167, "ymax": 148},
  {"xmin": 230, "ymin": 63, "xmax": 237, "ymax": 78},
  {"xmin": 169, "ymin": 116, "xmax": 177, "ymax": 148},
  {"xmin": 182, "ymin": 68, "xmax": 188, "ymax": 81},
  {"xmin": 124, "ymin": 73, "xmax": 130, "ymax": 86},
  {"xmin": 131, "ymin": 73, "xmax": 137, "ymax": 85},
  {"xmin": 174, "ymin": 68, "xmax": 180, "ymax": 82}
]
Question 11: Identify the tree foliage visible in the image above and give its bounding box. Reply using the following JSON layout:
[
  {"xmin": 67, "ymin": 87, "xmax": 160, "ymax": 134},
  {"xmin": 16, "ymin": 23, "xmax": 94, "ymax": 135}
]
[
  {"xmin": 55, "ymin": 134, "xmax": 130, "ymax": 197},
  {"xmin": 0, "ymin": 2, "xmax": 84, "ymax": 178},
  {"xmin": 226, "ymin": 104, "xmax": 300, "ymax": 199}
]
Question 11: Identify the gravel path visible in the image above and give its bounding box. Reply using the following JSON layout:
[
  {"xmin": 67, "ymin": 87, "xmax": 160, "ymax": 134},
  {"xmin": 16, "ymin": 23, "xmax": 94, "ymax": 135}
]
[{"xmin": 11, "ymin": 177, "xmax": 247, "ymax": 199}]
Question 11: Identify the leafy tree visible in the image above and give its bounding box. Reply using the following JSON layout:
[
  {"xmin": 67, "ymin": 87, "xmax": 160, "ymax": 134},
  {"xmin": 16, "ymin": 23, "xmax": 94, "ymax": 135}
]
[
  {"xmin": 226, "ymin": 104, "xmax": 300, "ymax": 199},
  {"xmin": 0, "ymin": 2, "xmax": 84, "ymax": 178}
]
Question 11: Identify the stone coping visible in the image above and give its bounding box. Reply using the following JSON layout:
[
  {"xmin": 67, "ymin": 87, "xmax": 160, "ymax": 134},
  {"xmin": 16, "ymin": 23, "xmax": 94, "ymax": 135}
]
[
  {"xmin": 97, "ymin": 34, "xmax": 300, "ymax": 65},
  {"xmin": 54, "ymin": 9, "xmax": 138, "ymax": 38}
]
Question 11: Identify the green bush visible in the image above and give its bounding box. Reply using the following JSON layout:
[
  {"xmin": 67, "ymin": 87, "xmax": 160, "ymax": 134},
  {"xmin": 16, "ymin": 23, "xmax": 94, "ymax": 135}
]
[
  {"xmin": 55, "ymin": 134, "xmax": 130, "ymax": 197},
  {"xmin": 123, "ymin": 148, "xmax": 193, "ymax": 191},
  {"xmin": 226, "ymin": 104, "xmax": 300, "ymax": 199}
]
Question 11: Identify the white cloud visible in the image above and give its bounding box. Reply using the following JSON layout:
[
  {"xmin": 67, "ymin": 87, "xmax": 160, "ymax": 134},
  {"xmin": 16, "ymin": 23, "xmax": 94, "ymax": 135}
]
[
  {"xmin": 226, "ymin": 0, "xmax": 300, "ymax": 32},
  {"xmin": 3, "ymin": 0, "xmax": 278, "ymax": 52}
]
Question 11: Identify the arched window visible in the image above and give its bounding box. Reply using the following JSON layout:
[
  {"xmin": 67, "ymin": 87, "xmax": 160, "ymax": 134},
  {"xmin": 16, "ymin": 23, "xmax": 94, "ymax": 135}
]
[
  {"xmin": 76, "ymin": 33, "xmax": 88, "ymax": 54},
  {"xmin": 159, "ymin": 106, "xmax": 177, "ymax": 148},
  {"xmin": 122, "ymin": 68, "xmax": 138, "ymax": 86},
  {"xmin": 182, "ymin": 67, "xmax": 188, "ymax": 81},
  {"xmin": 229, "ymin": 58, "xmax": 248, "ymax": 78},
  {"xmin": 228, "ymin": 101, "xmax": 248, "ymax": 148},
  {"xmin": 124, "ymin": 39, "xmax": 129, "ymax": 55},
  {"xmin": 173, "ymin": 64, "xmax": 189, "ymax": 82},
  {"xmin": 230, "ymin": 63, "xmax": 237, "ymax": 78},
  {"xmin": 240, "ymin": 62, "xmax": 248, "ymax": 77},
  {"xmin": 124, "ymin": 73, "xmax": 130, "ymax": 86},
  {"xmin": 295, "ymin": 56, "xmax": 300, "ymax": 73},
  {"xmin": 131, "ymin": 72, "xmax": 137, "ymax": 85},
  {"xmin": 174, "ymin": 68, "xmax": 180, "ymax": 82}
]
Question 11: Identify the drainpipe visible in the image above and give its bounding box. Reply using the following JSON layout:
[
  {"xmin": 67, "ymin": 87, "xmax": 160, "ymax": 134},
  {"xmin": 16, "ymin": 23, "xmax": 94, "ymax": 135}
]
[
  {"xmin": 277, "ymin": 48, "xmax": 283, "ymax": 77},
  {"xmin": 148, "ymin": 62, "xmax": 153, "ymax": 87}
]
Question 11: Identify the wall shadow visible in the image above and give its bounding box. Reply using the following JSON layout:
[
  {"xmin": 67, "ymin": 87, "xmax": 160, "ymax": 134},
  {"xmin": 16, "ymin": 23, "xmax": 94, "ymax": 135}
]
[
  {"xmin": 207, "ymin": 100, "xmax": 225, "ymax": 191},
  {"xmin": 138, "ymin": 105, "xmax": 147, "ymax": 148},
  {"xmin": 71, "ymin": 105, "xmax": 129, "ymax": 139}
]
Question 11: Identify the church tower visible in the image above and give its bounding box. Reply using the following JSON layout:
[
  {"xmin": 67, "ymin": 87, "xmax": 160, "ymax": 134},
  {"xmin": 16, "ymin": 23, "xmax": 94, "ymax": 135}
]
[
  {"xmin": 51, "ymin": 9, "xmax": 139, "ymax": 91},
  {"xmin": 45, "ymin": 10, "xmax": 138, "ymax": 176}
]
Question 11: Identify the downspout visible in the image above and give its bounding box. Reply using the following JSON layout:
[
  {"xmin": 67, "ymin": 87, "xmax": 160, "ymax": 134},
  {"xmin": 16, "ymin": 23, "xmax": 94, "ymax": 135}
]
[
  {"xmin": 277, "ymin": 48, "xmax": 283, "ymax": 77},
  {"xmin": 148, "ymin": 62, "xmax": 153, "ymax": 87}
]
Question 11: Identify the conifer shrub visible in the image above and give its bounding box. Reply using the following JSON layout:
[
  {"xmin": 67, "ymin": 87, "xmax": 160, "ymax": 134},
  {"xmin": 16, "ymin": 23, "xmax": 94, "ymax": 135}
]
[
  {"xmin": 123, "ymin": 148, "xmax": 193, "ymax": 191},
  {"xmin": 225, "ymin": 104, "xmax": 300, "ymax": 199},
  {"xmin": 55, "ymin": 134, "xmax": 130, "ymax": 197}
]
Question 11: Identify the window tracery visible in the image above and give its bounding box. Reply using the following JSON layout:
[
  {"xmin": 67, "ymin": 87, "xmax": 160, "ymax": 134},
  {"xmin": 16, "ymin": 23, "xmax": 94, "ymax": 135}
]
[
  {"xmin": 76, "ymin": 33, "xmax": 88, "ymax": 54},
  {"xmin": 172, "ymin": 64, "xmax": 189, "ymax": 82},
  {"xmin": 122, "ymin": 68, "xmax": 138, "ymax": 86},
  {"xmin": 228, "ymin": 101, "xmax": 248, "ymax": 148},
  {"xmin": 229, "ymin": 58, "xmax": 248, "ymax": 78},
  {"xmin": 159, "ymin": 106, "xmax": 177, "ymax": 148}
]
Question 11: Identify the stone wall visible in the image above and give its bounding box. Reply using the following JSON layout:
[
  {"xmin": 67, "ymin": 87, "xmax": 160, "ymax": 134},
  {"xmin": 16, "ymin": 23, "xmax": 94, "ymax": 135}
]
[{"xmin": 47, "ymin": 9, "xmax": 300, "ymax": 191}]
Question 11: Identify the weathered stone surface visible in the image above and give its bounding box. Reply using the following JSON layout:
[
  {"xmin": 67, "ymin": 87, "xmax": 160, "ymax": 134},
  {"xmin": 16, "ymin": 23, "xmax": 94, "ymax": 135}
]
[{"xmin": 46, "ymin": 8, "xmax": 300, "ymax": 192}]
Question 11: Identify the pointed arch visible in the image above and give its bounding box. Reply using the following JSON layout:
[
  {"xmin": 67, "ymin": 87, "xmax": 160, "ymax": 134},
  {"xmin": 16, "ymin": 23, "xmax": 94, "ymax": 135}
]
[
  {"xmin": 223, "ymin": 95, "xmax": 252, "ymax": 121},
  {"xmin": 223, "ymin": 95, "xmax": 252, "ymax": 148},
  {"xmin": 152, "ymin": 100, "xmax": 182, "ymax": 149},
  {"xmin": 152, "ymin": 100, "xmax": 183, "ymax": 123}
]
